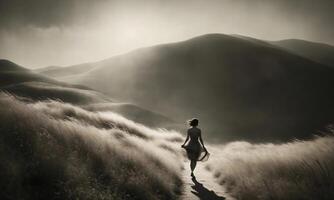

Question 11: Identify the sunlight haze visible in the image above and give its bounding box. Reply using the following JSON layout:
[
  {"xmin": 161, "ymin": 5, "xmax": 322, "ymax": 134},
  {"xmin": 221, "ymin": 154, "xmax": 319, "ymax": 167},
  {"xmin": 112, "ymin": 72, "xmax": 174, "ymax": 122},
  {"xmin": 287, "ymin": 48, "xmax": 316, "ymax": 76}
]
[{"xmin": 0, "ymin": 0, "xmax": 333, "ymax": 68}]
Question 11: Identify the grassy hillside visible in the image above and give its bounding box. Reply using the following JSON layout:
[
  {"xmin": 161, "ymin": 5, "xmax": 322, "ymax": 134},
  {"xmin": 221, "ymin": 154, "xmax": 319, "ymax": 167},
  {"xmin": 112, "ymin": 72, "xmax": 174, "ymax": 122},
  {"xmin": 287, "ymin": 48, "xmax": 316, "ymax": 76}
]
[
  {"xmin": 0, "ymin": 59, "xmax": 100, "ymax": 104},
  {"xmin": 45, "ymin": 34, "xmax": 334, "ymax": 142},
  {"xmin": 1, "ymin": 82, "xmax": 111, "ymax": 104},
  {"xmin": 206, "ymin": 134, "xmax": 334, "ymax": 200},
  {"xmin": 271, "ymin": 39, "xmax": 334, "ymax": 67},
  {"xmin": 2, "ymin": 92, "xmax": 334, "ymax": 200},
  {"xmin": 83, "ymin": 103, "xmax": 178, "ymax": 129},
  {"xmin": 0, "ymin": 59, "xmax": 63, "ymax": 87},
  {"xmin": 0, "ymin": 93, "xmax": 184, "ymax": 200},
  {"xmin": 2, "ymin": 86, "xmax": 334, "ymax": 200},
  {"xmin": 0, "ymin": 59, "xmax": 29, "ymax": 71},
  {"xmin": 0, "ymin": 59, "xmax": 90, "ymax": 89}
]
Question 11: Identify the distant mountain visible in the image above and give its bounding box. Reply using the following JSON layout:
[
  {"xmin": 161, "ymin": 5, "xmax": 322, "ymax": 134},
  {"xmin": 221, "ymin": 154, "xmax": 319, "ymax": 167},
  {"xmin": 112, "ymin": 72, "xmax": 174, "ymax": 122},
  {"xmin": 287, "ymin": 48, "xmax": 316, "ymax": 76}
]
[
  {"xmin": 36, "ymin": 62, "xmax": 95, "ymax": 78},
  {"xmin": 0, "ymin": 59, "xmax": 29, "ymax": 71},
  {"xmin": 0, "ymin": 59, "xmax": 176, "ymax": 128},
  {"xmin": 0, "ymin": 59, "xmax": 60, "ymax": 87},
  {"xmin": 271, "ymin": 39, "xmax": 334, "ymax": 67},
  {"xmin": 42, "ymin": 34, "xmax": 334, "ymax": 142},
  {"xmin": 1, "ymin": 81, "xmax": 111, "ymax": 104},
  {"xmin": 34, "ymin": 65, "xmax": 62, "ymax": 73},
  {"xmin": 0, "ymin": 59, "xmax": 93, "ymax": 91}
]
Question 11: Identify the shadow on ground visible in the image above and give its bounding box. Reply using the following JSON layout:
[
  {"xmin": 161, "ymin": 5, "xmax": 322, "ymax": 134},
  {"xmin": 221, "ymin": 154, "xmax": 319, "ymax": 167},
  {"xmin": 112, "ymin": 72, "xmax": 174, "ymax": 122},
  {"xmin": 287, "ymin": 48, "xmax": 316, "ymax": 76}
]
[{"xmin": 191, "ymin": 175, "xmax": 225, "ymax": 200}]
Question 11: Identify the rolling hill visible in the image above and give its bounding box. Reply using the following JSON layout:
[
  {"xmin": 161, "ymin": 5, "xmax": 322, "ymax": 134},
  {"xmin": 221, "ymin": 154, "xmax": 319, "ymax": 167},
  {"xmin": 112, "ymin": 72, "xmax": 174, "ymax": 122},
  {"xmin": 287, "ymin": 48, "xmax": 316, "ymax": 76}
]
[
  {"xmin": 2, "ymin": 35, "xmax": 334, "ymax": 200},
  {"xmin": 0, "ymin": 59, "xmax": 58, "ymax": 87},
  {"xmin": 0, "ymin": 59, "xmax": 176, "ymax": 129},
  {"xmin": 34, "ymin": 62, "xmax": 95, "ymax": 78},
  {"xmin": 38, "ymin": 34, "xmax": 334, "ymax": 142},
  {"xmin": 271, "ymin": 39, "xmax": 334, "ymax": 67}
]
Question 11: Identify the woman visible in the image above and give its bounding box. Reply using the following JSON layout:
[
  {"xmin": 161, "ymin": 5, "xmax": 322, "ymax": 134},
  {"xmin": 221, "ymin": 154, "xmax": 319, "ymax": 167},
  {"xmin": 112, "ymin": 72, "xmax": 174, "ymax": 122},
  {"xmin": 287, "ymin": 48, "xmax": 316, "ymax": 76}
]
[{"xmin": 181, "ymin": 118, "xmax": 207, "ymax": 176}]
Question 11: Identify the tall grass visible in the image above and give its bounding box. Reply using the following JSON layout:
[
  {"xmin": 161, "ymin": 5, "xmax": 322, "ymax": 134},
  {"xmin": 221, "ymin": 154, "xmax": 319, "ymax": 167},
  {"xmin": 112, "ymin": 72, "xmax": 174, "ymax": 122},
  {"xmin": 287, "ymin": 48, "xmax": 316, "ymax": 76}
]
[
  {"xmin": 206, "ymin": 135, "xmax": 334, "ymax": 200},
  {"xmin": 0, "ymin": 93, "xmax": 183, "ymax": 200},
  {"xmin": 3, "ymin": 90, "xmax": 333, "ymax": 200}
]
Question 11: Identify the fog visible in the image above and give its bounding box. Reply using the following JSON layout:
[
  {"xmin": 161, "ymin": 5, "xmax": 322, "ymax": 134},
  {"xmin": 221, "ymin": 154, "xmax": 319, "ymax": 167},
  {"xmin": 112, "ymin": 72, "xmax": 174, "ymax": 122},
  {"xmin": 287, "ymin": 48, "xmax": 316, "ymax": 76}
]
[{"xmin": 0, "ymin": 0, "xmax": 333, "ymax": 68}]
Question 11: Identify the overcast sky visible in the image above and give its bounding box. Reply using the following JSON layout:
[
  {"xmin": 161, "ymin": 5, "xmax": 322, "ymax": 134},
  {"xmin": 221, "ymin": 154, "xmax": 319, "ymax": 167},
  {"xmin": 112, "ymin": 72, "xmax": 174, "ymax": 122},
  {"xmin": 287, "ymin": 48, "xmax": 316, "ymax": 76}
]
[{"xmin": 0, "ymin": 0, "xmax": 333, "ymax": 68}]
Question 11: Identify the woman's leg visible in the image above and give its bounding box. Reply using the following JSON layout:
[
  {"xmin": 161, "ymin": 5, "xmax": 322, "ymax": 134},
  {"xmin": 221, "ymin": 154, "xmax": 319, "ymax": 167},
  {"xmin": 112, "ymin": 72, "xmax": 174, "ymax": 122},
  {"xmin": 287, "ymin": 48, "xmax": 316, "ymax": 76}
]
[{"xmin": 190, "ymin": 159, "xmax": 197, "ymax": 174}]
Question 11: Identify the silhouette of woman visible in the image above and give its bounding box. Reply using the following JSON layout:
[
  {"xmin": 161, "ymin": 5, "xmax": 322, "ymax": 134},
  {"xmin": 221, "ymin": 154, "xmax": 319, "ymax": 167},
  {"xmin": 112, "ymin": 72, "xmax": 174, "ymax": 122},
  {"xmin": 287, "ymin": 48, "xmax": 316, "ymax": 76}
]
[{"xmin": 181, "ymin": 118, "xmax": 207, "ymax": 176}]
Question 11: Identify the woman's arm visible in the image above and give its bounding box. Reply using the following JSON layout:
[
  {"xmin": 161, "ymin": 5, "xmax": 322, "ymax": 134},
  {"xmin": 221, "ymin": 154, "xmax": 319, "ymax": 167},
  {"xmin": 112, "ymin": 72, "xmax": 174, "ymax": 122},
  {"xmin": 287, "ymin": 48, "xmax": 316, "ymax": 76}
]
[
  {"xmin": 199, "ymin": 130, "xmax": 206, "ymax": 150},
  {"xmin": 181, "ymin": 131, "xmax": 190, "ymax": 147}
]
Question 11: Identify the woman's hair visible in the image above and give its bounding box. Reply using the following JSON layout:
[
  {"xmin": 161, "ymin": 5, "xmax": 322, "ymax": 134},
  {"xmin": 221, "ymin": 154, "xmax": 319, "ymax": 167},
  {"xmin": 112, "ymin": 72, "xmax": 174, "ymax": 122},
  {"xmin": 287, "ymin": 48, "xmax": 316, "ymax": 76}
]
[{"xmin": 188, "ymin": 118, "xmax": 199, "ymax": 127}]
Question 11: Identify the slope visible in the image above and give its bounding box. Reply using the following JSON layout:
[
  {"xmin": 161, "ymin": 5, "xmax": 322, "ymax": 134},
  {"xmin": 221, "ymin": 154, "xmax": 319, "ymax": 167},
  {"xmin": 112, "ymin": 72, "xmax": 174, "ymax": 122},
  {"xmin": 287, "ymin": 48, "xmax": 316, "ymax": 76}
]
[
  {"xmin": 271, "ymin": 39, "xmax": 334, "ymax": 67},
  {"xmin": 36, "ymin": 62, "xmax": 95, "ymax": 78},
  {"xmin": 46, "ymin": 34, "xmax": 334, "ymax": 142},
  {"xmin": 0, "ymin": 93, "xmax": 184, "ymax": 200},
  {"xmin": 0, "ymin": 59, "xmax": 177, "ymax": 129}
]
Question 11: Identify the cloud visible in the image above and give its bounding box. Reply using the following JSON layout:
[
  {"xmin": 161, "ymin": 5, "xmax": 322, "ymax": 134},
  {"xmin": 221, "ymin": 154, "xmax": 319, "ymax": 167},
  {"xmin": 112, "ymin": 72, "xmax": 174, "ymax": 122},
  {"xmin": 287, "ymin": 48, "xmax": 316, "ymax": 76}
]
[
  {"xmin": 0, "ymin": 0, "xmax": 107, "ymax": 29},
  {"xmin": 0, "ymin": 0, "xmax": 333, "ymax": 67},
  {"xmin": 1, "ymin": 0, "xmax": 333, "ymax": 33}
]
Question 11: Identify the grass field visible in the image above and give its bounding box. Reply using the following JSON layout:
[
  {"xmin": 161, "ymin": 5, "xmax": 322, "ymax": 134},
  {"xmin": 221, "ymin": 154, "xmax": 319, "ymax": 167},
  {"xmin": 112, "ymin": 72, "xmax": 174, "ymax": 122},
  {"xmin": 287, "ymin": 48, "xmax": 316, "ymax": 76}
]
[
  {"xmin": 2, "ymin": 91, "xmax": 334, "ymax": 200},
  {"xmin": 0, "ymin": 93, "xmax": 184, "ymax": 200},
  {"xmin": 206, "ymin": 134, "xmax": 334, "ymax": 200}
]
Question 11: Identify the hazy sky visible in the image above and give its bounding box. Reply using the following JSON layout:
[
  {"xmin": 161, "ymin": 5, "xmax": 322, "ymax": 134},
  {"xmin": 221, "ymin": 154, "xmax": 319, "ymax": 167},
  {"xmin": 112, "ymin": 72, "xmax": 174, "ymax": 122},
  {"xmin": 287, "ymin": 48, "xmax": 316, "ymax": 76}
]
[{"xmin": 0, "ymin": 0, "xmax": 333, "ymax": 68}]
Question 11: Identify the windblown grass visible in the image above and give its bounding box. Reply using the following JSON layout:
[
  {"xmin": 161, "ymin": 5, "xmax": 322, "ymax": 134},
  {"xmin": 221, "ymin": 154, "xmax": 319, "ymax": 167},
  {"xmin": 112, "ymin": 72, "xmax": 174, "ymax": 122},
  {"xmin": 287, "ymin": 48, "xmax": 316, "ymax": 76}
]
[
  {"xmin": 0, "ymin": 93, "xmax": 183, "ymax": 200},
  {"xmin": 207, "ymin": 135, "xmax": 334, "ymax": 200}
]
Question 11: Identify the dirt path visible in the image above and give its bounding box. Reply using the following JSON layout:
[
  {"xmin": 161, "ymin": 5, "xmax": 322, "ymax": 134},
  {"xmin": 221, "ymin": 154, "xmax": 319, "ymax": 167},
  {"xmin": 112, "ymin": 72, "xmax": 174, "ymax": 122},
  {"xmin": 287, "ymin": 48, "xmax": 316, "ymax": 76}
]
[{"xmin": 180, "ymin": 162, "xmax": 235, "ymax": 200}]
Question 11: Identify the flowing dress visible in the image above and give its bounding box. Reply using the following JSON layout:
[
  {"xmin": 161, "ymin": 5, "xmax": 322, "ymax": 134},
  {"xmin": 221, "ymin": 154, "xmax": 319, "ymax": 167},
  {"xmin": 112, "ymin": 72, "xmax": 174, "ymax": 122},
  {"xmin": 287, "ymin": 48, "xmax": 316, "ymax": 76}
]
[{"xmin": 184, "ymin": 127, "xmax": 207, "ymax": 161}]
